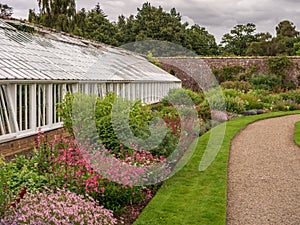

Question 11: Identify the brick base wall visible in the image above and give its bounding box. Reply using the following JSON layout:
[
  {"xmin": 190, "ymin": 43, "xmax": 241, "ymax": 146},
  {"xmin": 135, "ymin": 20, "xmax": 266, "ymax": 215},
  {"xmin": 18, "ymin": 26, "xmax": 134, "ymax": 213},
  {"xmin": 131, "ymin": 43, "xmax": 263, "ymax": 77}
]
[{"xmin": 0, "ymin": 128, "xmax": 70, "ymax": 158}]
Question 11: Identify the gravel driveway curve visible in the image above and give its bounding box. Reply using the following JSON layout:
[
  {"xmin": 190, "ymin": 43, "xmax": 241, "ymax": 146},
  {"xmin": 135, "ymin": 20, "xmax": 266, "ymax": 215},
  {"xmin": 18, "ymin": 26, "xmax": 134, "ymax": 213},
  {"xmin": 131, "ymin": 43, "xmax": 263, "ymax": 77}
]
[{"xmin": 227, "ymin": 114, "xmax": 300, "ymax": 225}]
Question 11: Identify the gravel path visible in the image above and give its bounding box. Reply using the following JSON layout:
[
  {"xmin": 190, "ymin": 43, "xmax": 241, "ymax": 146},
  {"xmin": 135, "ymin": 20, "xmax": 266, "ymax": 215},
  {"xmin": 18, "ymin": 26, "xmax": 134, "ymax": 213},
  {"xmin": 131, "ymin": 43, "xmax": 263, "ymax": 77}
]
[{"xmin": 227, "ymin": 114, "xmax": 300, "ymax": 225}]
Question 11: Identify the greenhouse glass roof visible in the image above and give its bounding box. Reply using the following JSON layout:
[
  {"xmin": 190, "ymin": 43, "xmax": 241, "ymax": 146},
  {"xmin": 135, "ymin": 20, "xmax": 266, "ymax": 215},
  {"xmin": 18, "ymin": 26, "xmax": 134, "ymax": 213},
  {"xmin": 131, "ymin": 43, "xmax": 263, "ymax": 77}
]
[{"xmin": 0, "ymin": 20, "xmax": 180, "ymax": 83}]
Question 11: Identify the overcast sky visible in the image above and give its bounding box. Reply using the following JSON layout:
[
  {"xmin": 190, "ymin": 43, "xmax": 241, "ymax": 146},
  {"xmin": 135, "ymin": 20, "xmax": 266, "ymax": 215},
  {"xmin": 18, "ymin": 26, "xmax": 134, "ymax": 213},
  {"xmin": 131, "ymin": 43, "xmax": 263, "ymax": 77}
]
[{"xmin": 4, "ymin": 0, "xmax": 300, "ymax": 43}]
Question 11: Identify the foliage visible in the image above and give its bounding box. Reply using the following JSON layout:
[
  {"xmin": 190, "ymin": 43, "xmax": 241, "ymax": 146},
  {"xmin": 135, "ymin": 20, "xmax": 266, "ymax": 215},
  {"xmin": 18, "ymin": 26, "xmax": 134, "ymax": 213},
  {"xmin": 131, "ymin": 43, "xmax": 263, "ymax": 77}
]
[
  {"xmin": 29, "ymin": 0, "xmax": 76, "ymax": 32},
  {"xmin": 279, "ymin": 90, "xmax": 300, "ymax": 104},
  {"xmin": 225, "ymin": 96, "xmax": 247, "ymax": 114},
  {"xmin": 7, "ymin": 22, "xmax": 36, "ymax": 33},
  {"xmin": 0, "ymin": 153, "xmax": 49, "ymax": 196},
  {"xmin": 147, "ymin": 51, "xmax": 162, "ymax": 68},
  {"xmin": 240, "ymin": 93, "xmax": 264, "ymax": 110},
  {"xmin": 1, "ymin": 188, "xmax": 117, "ymax": 225},
  {"xmin": 0, "ymin": 3, "xmax": 13, "ymax": 18},
  {"xmin": 267, "ymin": 56, "xmax": 293, "ymax": 80},
  {"xmin": 212, "ymin": 65, "xmax": 245, "ymax": 82},
  {"xmin": 246, "ymin": 20, "xmax": 300, "ymax": 56},
  {"xmin": 272, "ymin": 100, "xmax": 298, "ymax": 111},
  {"xmin": 0, "ymin": 159, "xmax": 12, "ymax": 217},
  {"xmin": 57, "ymin": 91, "xmax": 74, "ymax": 135},
  {"xmin": 294, "ymin": 121, "xmax": 300, "ymax": 147},
  {"xmin": 249, "ymin": 73, "xmax": 283, "ymax": 91},
  {"xmin": 220, "ymin": 23, "xmax": 258, "ymax": 56},
  {"xmin": 276, "ymin": 20, "xmax": 300, "ymax": 38},
  {"xmin": 221, "ymin": 81, "xmax": 253, "ymax": 92}
]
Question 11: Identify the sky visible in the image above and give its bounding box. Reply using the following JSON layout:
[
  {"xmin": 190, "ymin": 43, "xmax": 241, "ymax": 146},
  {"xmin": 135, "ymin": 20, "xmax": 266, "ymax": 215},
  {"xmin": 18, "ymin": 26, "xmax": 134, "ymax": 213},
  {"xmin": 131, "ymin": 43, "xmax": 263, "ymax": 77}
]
[{"xmin": 4, "ymin": 0, "xmax": 300, "ymax": 43}]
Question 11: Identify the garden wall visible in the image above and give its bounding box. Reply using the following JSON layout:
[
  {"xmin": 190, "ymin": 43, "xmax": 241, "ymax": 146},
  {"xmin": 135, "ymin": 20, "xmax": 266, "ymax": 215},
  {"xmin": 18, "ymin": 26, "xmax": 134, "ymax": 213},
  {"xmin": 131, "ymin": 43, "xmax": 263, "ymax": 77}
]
[{"xmin": 159, "ymin": 57, "xmax": 300, "ymax": 91}]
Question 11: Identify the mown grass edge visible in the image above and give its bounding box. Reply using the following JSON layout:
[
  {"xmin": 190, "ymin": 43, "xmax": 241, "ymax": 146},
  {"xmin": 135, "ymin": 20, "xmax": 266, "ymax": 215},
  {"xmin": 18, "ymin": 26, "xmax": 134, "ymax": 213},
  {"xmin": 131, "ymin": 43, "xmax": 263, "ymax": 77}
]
[{"xmin": 294, "ymin": 121, "xmax": 300, "ymax": 147}]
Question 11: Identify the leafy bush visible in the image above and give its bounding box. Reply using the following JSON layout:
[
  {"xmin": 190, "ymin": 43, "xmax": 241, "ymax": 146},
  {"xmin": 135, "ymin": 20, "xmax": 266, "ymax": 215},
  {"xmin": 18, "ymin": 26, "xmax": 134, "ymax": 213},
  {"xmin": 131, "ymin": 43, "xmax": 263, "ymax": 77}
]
[
  {"xmin": 161, "ymin": 88, "xmax": 199, "ymax": 106},
  {"xmin": 212, "ymin": 65, "xmax": 245, "ymax": 83},
  {"xmin": 222, "ymin": 88, "xmax": 242, "ymax": 98},
  {"xmin": 0, "ymin": 160, "xmax": 12, "ymax": 217},
  {"xmin": 272, "ymin": 100, "xmax": 298, "ymax": 111},
  {"xmin": 221, "ymin": 81, "xmax": 253, "ymax": 92},
  {"xmin": 249, "ymin": 73, "xmax": 282, "ymax": 91},
  {"xmin": 240, "ymin": 93, "xmax": 264, "ymax": 110},
  {"xmin": 225, "ymin": 96, "xmax": 247, "ymax": 114},
  {"xmin": 1, "ymin": 188, "xmax": 117, "ymax": 225},
  {"xmin": 279, "ymin": 90, "xmax": 300, "ymax": 104},
  {"xmin": 0, "ymin": 154, "xmax": 49, "ymax": 197}
]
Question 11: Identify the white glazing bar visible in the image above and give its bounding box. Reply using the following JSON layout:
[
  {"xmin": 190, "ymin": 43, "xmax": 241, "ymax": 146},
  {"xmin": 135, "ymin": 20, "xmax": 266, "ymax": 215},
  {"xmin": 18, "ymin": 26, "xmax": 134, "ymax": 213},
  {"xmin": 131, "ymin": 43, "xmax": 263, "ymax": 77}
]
[
  {"xmin": 136, "ymin": 83, "xmax": 139, "ymax": 100},
  {"xmin": 53, "ymin": 85, "xmax": 57, "ymax": 123},
  {"xmin": 109, "ymin": 83, "xmax": 113, "ymax": 94},
  {"xmin": 127, "ymin": 83, "xmax": 130, "ymax": 100},
  {"xmin": 62, "ymin": 84, "xmax": 67, "ymax": 99},
  {"xmin": 152, "ymin": 83, "xmax": 155, "ymax": 102},
  {"xmin": 116, "ymin": 83, "xmax": 120, "ymax": 96},
  {"xmin": 47, "ymin": 84, "xmax": 53, "ymax": 126},
  {"xmin": 122, "ymin": 83, "xmax": 126, "ymax": 99},
  {"xmin": 29, "ymin": 84, "xmax": 36, "ymax": 130},
  {"xmin": 37, "ymin": 85, "xmax": 41, "ymax": 127},
  {"xmin": 132, "ymin": 83, "xmax": 136, "ymax": 101},
  {"xmin": 58, "ymin": 85, "xmax": 62, "ymax": 122},
  {"xmin": 94, "ymin": 84, "xmax": 98, "ymax": 95},
  {"xmin": 7, "ymin": 84, "xmax": 19, "ymax": 133},
  {"xmin": 18, "ymin": 85, "xmax": 22, "ymax": 131},
  {"xmin": 154, "ymin": 83, "xmax": 158, "ymax": 102},
  {"xmin": 0, "ymin": 87, "xmax": 11, "ymax": 134},
  {"xmin": 102, "ymin": 83, "xmax": 106, "ymax": 98},
  {"xmin": 0, "ymin": 88, "xmax": 6, "ymax": 134},
  {"xmin": 72, "ymin": 83, "xmax": 78, "ymax": 93},
  {"xmin": 24, "ymin": 85, "xmax": 28, "ymax": 130},
  {"xmin": 42, "ymin": 85, "xmax": 46, "ymax": 126}
]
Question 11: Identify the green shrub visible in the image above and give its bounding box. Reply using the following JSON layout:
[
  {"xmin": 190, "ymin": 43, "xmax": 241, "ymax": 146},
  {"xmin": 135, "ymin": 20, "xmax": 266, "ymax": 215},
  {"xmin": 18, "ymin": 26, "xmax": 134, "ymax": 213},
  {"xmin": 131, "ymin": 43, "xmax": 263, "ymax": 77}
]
[
  {"xmin": 161, "ymin": 88, "xmax": 201, "ymax": 106},
  {"xmin": 221, "ymin": 81, "xmax": 253, "ymax": 92},
  {"xmin": 222, "ymin": 88, "xmax": 242, "ymax": 98},
  {"xmin": 279, "ymin": 90, "xmax": 300, "ymax": 104},
  {"xmin": 0, "ymin": 160, "xmax": 12, "ymax": 217},
  {"xmin": 240, "ymin": 93, "xmax": 264, "ymax": 110},
  {"xmin": 212, "ymin": 65, "xmax": 245, "ymax": 83},
  {"xmin": 225, "ymin": 96, "xmax": 247, "ymax": 114},
  {"xmin": 249, "ymin": 73, "xmax": 282, "ymax": 91},
  {"xmin": 260, "ymin": 94, "xmax": 282, "ymax": 104},
  {"xmin": 271, "ymin": 100, "xmax": 298, "ymax": 111}
]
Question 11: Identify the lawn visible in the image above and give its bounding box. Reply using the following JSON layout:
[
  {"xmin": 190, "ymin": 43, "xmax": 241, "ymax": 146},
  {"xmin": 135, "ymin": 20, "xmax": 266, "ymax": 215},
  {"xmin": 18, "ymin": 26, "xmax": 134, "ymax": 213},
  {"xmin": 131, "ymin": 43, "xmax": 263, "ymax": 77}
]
[
  {"xmin": 295, "ymin": 121, "xmax": 300, "ymax": 147},
  {"xmin": 134, "ymin": 110, "xmax": 300, "ymax": 225}
]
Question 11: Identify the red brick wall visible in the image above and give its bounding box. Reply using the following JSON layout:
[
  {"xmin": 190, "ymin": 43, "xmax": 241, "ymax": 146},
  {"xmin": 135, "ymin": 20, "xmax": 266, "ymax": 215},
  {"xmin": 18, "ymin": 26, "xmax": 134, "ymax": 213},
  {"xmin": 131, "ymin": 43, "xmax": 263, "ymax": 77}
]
[{"xmin": 0, "ymin": 128, "xmax": 70, "ymax": 158}]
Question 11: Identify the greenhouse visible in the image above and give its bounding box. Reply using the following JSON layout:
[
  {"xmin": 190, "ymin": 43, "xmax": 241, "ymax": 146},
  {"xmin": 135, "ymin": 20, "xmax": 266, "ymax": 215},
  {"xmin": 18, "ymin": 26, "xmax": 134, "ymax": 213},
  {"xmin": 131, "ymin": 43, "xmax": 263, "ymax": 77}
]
[{"xmin": 0, "ymin": 19, "xmax": 181, "ymax": 143}]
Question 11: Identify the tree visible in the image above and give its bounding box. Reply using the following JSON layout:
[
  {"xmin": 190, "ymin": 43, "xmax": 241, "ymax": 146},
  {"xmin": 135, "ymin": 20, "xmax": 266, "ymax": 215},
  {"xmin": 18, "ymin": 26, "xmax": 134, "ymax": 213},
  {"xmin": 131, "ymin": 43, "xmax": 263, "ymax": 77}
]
[
  {"xmin": 274, "ymin": 20, "xmax": 300, "ymax": 55},
  {"xmin": 84, "ymin": 3, "xmax": 118, "ymax": 45},
  {"xmin": 186, "ymin": 24, "xmax": 219, "ymax": 55},
  {"xmin": 0, "ymin": 3, "xmax": 13, "ymax": 18},
  {"xmin": 71, "ymin": 8, "xmax": 87, "ymax": 36},
  {"xmin": 115, "ymin": 3, "xmax": 218, "ymax": 56},
  {"xmin": 276, "ymin": 20, "xmax": 299, "ymax": 38},
  {"xmin": 221, "ymin": 23, "xmax": 258, "ymax": 56},
  {"xmin": 246, "ymin": 32, "xmax": 277, "ymax": 56},
  {"xmin": 29, "ymin": 0, "xmax": 76, "ymax": 32}
]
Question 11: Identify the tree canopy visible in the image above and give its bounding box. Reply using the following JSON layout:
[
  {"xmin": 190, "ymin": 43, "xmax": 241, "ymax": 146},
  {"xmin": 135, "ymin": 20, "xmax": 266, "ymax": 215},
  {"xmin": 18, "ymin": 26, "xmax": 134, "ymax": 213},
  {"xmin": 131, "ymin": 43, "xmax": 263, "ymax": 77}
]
[
  {"xmin": 27, "ymin": 1, "xmax": 300, "ymax": 57},
  {"xmin": 0, "ymin": 3, "xmax": 13, "ymax": 18}
]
